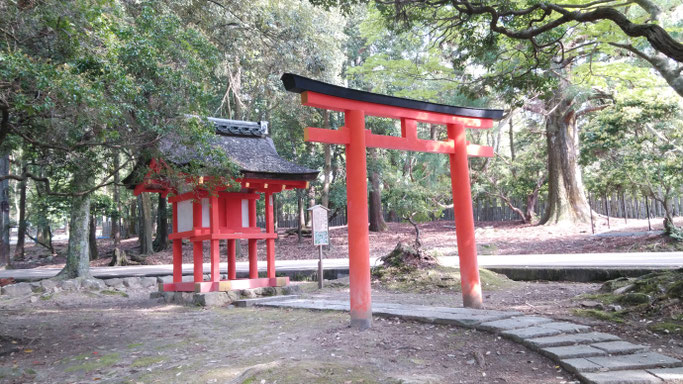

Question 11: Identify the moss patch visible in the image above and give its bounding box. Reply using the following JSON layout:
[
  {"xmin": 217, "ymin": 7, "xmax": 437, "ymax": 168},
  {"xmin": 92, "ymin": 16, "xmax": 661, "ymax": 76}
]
[
  {"xmin": 372, "ymin": 265, "xmax": 514, "ymax": 293},
  {"xmin": 201, "ymin": 360, "xmax": 400, "ymax": 384},
  {"xmin": 100, "ymin": 290, "xmax": 129, "ymax": 298},
  {"xmin": 64, "ymin": 353, "xmax": 120, "ymax": 373},
  {"xmin": 131, "ymin": 355, "xmax": 166, "ymax": 367},
  {"xmin": 648, "ymin": 321, "xmax": 683, "ymax": 336},
  {"xmin": 572, "ymin": 309, "xmax": 625, "ymax": 323},
  {"xmin": 577, "ymin": 269, "xmax": 683, "ymax": 330}
]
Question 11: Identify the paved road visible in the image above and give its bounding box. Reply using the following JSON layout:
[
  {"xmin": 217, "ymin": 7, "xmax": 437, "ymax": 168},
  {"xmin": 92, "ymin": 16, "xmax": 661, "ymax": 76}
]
[{"xmin": 1, "ymin": 252, "xmax": 681, "ymax": 281}]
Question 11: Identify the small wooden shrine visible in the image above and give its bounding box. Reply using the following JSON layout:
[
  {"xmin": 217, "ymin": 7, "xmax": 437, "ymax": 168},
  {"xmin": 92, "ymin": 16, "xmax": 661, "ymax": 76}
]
[{"xmin": 126, "ymin": 117, "xmax": 318, "ymax": 292}]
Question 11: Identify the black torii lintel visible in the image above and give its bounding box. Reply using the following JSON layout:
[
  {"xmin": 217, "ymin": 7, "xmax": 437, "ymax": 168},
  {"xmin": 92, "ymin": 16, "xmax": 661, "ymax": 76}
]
[{"xmin": 281, "ymin": 73, "xmax": 504, "ymax": 120}]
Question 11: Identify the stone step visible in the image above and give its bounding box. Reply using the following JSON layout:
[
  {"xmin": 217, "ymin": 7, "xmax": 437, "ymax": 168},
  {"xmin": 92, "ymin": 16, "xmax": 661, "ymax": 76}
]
[
  {"xmin": 591, "ymin": 341, "xmax": 648, "ymax": 355},
  {"xmin": 234, "ymin": 295, "xmax": 300, "ymax": 307},
  {"xmin": 578, "ymin": 369, "xmax": 663, "ymax": 384},
  {"xmin": 477, "ymin": 316, "xmax": 554, "ymax": 332},
  {"xmin": 647, "ymin": 367, "xmax": 683, "ymax": 381},
  {"xmin": 502, "ymin": 322, "xmax": 592, "ymax": 343},
  {"xmin": 541, "ymin": 345, "xmax": 608, "ymax": 360},
  {"xmin": 562, "ymin": 351, "xmax": 682, "ymax": 374},
  {"xmin": 525, "ymin": 332, "xmax": 622, "ymax": 349}
]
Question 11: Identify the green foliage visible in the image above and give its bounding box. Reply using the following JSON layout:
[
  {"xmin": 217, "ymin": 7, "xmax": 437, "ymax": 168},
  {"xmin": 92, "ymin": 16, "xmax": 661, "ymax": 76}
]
[{"xmin": 581, "ymin": 90, "xmax": 683, "ymax": 233}]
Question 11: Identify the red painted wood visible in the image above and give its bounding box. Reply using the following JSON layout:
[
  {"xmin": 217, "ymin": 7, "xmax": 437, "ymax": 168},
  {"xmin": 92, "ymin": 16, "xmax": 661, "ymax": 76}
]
[
  {"xmin": 193, "ymin": 241, "xmax": 203, "ymax": 283},
  {"xmin": 192, "ymin": 232, "xmax": 276, "ymax": 241},
  {"xmin": 163, "ymin": 277, "xmax": 289, "ymax": 292},
  {"xmin": 448, "ymin": 123, "xmax": 483, "ymax": 308},
  {"xmin": 249, "ymin": 198, "xmax": 257, "ymax": 229},
  {"xmin": 466, "ymin": 143, "xmax": 494, "ymax": 157},
  {"xmin": 304, "ymin": 124, "xmax": 493, "ymax": 157},
  {"xmin": 210, "ymin": 239, "xmax": 220, "ymax": 282},
  {"xmin": 168, "ymin": 229, "xmax": 209, "ymax": 240},
  {"xmin": 172, "ymin": 239, "xmax": 182, "ymax": 283},
  {"xmin": 209, "ymin": 196, "xmax": 219, "ymax": 233},
  {"xmin": 193, "ymin": 200, "xmax": 202, "ymax": 229},
  {"xmin": 305, "ymin": 127, "xmax": 349, "ymax": 144},
  {"xmin": 227, "ymin": 239, "xmax": 236, "ymax": 280},
  {"xmin": 163, "ymin": 282, "xmax": 195, "ymax": 292},
  {"xmin": 248, "ymin": 239, "xmax": 258, "ymax": 279},
  {"xmin": 302, "ymin": 91, "xmax": 493, "ymax": 129},
  {"xmin": 172, "ymin": 201, "xmax": 178, "ymax": 234},
  {"xmin": 345, "ymin": 109, "xmax": 373, "ymax": 328},
  {"xmin": 365, "ymin": 131, "xmax": 454, "ymax": 154},
  {"xmin": 401, "ymin": 118, "xmax": 417, "ymax": 141},
  {"xmin": 265, "ymin": 193, "xmax": 275, "ymax": 278}
]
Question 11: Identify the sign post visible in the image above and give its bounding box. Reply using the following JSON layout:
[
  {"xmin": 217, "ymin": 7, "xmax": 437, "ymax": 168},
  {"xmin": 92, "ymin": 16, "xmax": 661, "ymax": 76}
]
[{"xmin": 308, "ymin": 205, "xmax": 329, "ymax": 289}]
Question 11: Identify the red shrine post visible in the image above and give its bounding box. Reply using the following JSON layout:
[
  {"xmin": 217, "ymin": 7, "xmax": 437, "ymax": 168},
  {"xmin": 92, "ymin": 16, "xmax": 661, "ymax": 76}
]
[
  {"xmin": 127, "ymin": 118, "xmax": 318, "ymax": 293},
  {"xmin": 282, "ymin": 74, "xmax": 503, "ymax": 329}
]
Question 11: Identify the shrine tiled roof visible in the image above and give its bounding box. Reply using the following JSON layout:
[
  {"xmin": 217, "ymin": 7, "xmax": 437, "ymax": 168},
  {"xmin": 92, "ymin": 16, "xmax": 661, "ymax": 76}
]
[{"xmin": 123, "ymin": 117, "xmax": 318, "ymax": 188}]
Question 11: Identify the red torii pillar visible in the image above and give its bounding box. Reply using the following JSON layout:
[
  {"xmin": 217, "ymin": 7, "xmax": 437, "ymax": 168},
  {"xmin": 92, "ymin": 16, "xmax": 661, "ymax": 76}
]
[{"xmin": 282, "ymin": 73, "xmax": 502, "ymax": 328}]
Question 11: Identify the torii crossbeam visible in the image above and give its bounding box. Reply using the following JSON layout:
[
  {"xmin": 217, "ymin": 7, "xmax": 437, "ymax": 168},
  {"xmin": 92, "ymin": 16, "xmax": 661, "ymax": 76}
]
[{"xmin": 282, "ymin": 74, "xmax": 504, "ymax": 329}]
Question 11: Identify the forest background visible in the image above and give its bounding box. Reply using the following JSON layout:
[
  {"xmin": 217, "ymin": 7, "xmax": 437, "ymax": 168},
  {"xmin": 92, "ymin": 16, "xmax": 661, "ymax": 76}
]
[{"xmin": 0, "ymin": 0, "xmax": 682, "ymax": 277}]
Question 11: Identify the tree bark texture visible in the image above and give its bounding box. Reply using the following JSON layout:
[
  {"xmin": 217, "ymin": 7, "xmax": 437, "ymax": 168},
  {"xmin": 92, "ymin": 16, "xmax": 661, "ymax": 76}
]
[
  {"xmin": 112, "ymin": 154, "xmax": 121, "ymax": 250},
  {"xmin": 0, "ymin": 152, "xmax": 9, "ymax": 267},
  {"xmin": 368, "ymin": 148, "xmax": 387, "ymax": 232},
  {"xmin": 13, "ymin": 165, "xmax": 27, "ymax": 260},
  {"xmin": 89, "ymin": 215, "xmax": 98, "ymax": 260},
  {"xmin": 128, "ymin": 200, "xmax": 137, "ymax": 238},
  {"xmin": 540, "ymin": 90, "xmax": 591, "ymax": 225},
  {"xmin": 153, "ymin": 194, "xmax": 168, "ymax": 252},
  {"xmin": 57, "ymin": 175, "xmax": 93, "ymax": 279},
  {"xmin": 137, "ymin": 193, "xmax": 153, "ymax": 255}
]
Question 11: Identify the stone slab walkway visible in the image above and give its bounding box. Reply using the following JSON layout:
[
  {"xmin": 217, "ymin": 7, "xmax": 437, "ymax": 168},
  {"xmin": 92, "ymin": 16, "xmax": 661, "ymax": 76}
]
[{"xmin": 255, "ymin": 298, "xmax": 683, "ymax": 384}]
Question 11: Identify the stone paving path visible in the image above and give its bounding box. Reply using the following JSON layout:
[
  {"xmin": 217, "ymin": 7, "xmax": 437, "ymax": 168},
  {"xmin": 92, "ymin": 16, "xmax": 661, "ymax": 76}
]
[{"xmin": 256, "ymin": 298, "xmax": 683, "ymax": 384}]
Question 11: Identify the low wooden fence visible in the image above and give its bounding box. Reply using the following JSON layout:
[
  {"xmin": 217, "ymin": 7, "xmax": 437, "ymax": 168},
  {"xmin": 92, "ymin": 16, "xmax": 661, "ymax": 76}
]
[{"xmin": 265, "ymin": 194, "xmax": 683, "ymax": 228}]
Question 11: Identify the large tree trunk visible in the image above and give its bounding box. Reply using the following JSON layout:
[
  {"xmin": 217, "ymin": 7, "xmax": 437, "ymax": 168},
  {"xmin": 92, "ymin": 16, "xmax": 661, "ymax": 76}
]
[
  {"xmin": 109, "ymin": 154, "xmax": 127, "ymax": 266},
  {"xmin": 137, "ymin": 193, "xmax": 153, "ymax": 255},
  {"xmin": 153, "ymin": 194, "xmax": 168, "ymax": 252},
  {"xmin": 368, "ymin": 148, "xmax": 387, "ymax": 232},
  {"xmin": 13, "ymin": 164, "xmax": 27, "ymax": 261},
  {"xmin": 57, "ymin": 175, "xmax": 93, "ymax": 279},
  {"xmin": 128, "ymin": 200, "xmax": 137, "ymax": 238},
  {"xmin": 540, "ymin": 89, "xmax": 591, "ymax": 225},
  {"xmin": 0, "ymin": 151, "xmax": 9, "ymax": 267},
  {"xmin": 89, "ymin": 215, "xmax": 98, "ymax": 260}
]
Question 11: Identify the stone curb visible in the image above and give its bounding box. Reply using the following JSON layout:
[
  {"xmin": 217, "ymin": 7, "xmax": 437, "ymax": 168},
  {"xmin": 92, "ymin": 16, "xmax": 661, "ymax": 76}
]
[
  {"xmin": 255, "ymin": 299, "xmax": 683, "ymax": 383},
  {"xmin": 234, "ymin": 295, "xmax": 300, "ymax": 307}
]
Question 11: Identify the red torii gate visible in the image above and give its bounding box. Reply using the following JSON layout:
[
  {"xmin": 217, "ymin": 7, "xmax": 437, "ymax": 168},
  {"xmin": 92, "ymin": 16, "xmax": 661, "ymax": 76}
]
[{"xmin": 282, "ymin": 74, "xmax": 504, "ymax": 329}]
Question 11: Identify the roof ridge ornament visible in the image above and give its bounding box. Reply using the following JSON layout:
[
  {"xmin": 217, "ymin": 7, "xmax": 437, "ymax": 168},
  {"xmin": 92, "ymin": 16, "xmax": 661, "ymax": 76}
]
[{"xmin": 207, "ymin": 117, "xmax": 269, "ymax": 137}]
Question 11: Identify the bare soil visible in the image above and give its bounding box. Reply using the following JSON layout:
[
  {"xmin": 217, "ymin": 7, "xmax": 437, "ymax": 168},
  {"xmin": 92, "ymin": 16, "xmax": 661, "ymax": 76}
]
[
  {"xmin": 9, "ymin": 216, "xmax": 683, "ymax": 270},
  {"xmin": 0, "ymin": 285, "xmax": 578, "ymax": 384}
]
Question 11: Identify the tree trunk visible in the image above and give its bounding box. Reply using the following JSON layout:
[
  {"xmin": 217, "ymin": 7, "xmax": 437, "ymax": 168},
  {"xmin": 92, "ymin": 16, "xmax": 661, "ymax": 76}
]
[
  {"xmin": 57, "ymin": 175, "xmax": 93, "ymax": 279},
  {"xmin": 112, "ymin": 153, "xmax": 121, "ymax": 250},
  {"xmin": 0, "ymin": 151, "xmax": 9, "ymax": 267},
  {"xmin": 153, "ymin": 194, "xmax": 169, "ymax": 251},
  {"xmin": 540, "ymin": 90, "xmax": 591, "ymax": 225},
  {"xmin": 297, "ymin": 192, "xmax": 304, "ymax": 244},
  {"xmin": 89, "ymin": 215, "xmax": 98, "ymax": 260},
  {"xmin": 368, "ymin": 149, "xmax": 387, "ymax": 232},
  {"xmin": 509, "ymin": 116, "xmax": 515, "ymax": 161},
  {"xmin": 13, "ymin": 164, "xmax": 27, "ymax": 261},
  {"xmin": 138, "ymin": 193, "xmax": 153, "ymax": 255},
  {"xmin": 128, "ymin": 200, "xmax": 137, "ymax": 238},
  {"xmin": 306, "ymin": 185, "xmax": 315, "ymax": 228},
  {"xmin": 109, "ymin": 154, "xmax": 127, "ymax": 266}
]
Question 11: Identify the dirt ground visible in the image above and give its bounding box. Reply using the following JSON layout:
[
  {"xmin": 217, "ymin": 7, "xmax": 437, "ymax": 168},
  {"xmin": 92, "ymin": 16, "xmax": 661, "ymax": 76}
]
[
  {"xmin": 1, "ymin": 277, "xmax": 682, "ymax": 384},
  {"xmin": 0, "ymin": 283, "xmax": 577, "ymax": 384},
  {"xmin": 9, "ymin": 216, "xmax": 683, "ymax": 270}
]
